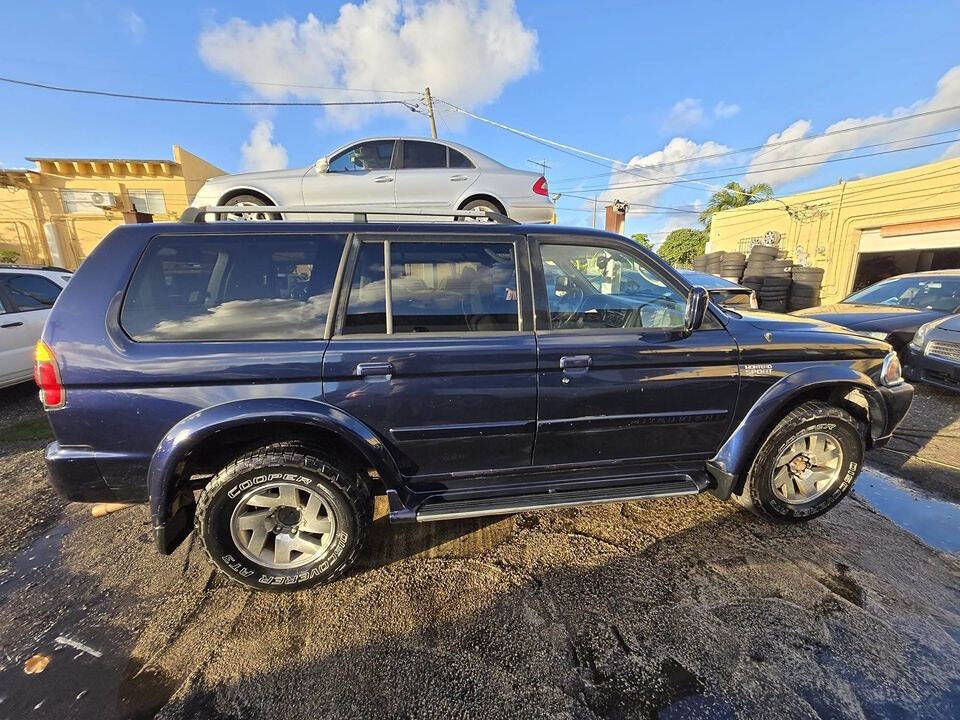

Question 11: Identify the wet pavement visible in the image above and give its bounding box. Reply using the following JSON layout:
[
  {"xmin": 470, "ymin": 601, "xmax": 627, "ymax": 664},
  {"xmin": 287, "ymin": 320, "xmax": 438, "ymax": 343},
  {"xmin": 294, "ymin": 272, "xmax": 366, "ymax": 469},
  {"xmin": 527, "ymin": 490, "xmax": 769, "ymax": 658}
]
[{"xmin": 0, "ymin": 382, "xmax": 958, "ymax": 719}]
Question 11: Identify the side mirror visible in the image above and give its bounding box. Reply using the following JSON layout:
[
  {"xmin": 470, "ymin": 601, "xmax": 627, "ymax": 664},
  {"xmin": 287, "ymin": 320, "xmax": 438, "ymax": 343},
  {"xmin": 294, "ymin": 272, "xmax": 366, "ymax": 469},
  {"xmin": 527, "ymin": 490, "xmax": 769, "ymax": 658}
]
[
  {"xmin": 684, "ymin": 286, "xmax": 709, "ymax": 332},
  {"xmin": 314, "ymin": 156, "xmax": 330, "ymax": 174}
]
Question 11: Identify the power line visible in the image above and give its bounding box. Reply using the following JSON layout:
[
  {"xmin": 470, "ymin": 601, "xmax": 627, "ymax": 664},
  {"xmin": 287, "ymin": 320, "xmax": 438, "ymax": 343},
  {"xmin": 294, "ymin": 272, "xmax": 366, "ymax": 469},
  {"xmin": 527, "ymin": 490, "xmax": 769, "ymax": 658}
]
[
  {"xmin": 553, "ymin": 102, "xmax": 960, "ymax": 183},
  {"xmin": 552, "ymin": 127, "xmax": 960, "ymax": 190},
  {"xmin": 0, "ymin": 75, "xmax": 419, "ymax": 108},
  {"xmin": 559, "ymin": 192, "xmax": 700, "ymax": 214},
  {"xmin": 564, "ymin": 136, "xmax": 960, "ymax": 195}
]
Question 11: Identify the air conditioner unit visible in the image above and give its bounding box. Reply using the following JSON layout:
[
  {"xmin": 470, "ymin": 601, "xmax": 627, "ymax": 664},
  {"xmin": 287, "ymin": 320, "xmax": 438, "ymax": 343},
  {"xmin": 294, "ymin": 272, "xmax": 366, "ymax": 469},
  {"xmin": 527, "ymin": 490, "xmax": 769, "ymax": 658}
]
[{"xmin": 90, "ymin": 191, "xmax": 117, "ymax": 209}]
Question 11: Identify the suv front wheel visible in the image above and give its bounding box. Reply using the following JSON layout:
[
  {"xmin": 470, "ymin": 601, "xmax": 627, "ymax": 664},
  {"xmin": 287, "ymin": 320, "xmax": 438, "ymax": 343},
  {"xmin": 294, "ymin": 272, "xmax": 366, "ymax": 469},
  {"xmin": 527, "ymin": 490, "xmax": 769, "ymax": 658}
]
[
  {"xmin": 734, "ymin": 401, "xmax": 865, "ymax": 522},
  {"xmin": 196, "ymin": 443, "xmax": 372, "ymax": 591}
]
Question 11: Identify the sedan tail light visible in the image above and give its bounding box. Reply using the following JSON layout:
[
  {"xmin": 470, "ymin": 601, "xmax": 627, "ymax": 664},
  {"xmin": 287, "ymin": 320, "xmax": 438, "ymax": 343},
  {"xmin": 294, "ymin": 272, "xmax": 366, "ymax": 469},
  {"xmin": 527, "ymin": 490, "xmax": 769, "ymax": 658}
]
[
  {"xmin": 532, "ymin": 175, "xmax": 549, "ymax": 196},
  {"xmin": 34, "ymin": 340, "xmax": 65, "ymax": 408}
]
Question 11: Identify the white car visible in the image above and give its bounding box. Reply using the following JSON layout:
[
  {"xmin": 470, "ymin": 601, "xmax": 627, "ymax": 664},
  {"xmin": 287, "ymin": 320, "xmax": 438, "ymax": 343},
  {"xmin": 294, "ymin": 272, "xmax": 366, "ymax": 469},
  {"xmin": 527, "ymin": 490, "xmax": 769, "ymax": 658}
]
[
  {"xmin": 0, "ymin": 266, "xmax": 71, "ymax": 389},
  {"xmin": 190, "ymin": 137, "xmax": 555, "ymax": 223}
]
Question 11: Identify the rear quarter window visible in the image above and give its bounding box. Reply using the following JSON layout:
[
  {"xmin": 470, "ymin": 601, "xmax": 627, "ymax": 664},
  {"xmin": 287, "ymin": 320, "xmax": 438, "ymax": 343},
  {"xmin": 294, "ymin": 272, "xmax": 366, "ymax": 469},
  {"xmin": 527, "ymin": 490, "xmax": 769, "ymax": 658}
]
[{"xmin": 120, "ymin": 234, "xmax": 346, "ymax": 341}]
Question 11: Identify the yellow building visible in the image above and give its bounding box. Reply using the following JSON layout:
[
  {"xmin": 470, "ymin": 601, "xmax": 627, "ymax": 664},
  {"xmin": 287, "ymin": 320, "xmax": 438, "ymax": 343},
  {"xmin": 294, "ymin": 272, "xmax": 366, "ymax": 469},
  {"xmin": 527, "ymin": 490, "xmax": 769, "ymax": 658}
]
[
  {"xmin": 707, "ymin": 156, "xmax": 960, "ymax": 303},
  {"xmin": 0, "ymin": 145, "xmax": 224, "ymax": 269}
]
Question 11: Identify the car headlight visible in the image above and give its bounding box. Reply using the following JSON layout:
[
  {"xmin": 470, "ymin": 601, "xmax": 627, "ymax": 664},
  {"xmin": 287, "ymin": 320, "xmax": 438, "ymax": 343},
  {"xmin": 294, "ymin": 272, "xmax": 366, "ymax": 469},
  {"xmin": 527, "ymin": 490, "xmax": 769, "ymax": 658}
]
[
  {"xmin": 909, "ymin": 320, "xmax": 935, "ymax": 350},
  {"xmin": 859, "ymin": 330, "xmax": 889, "ymax": 341},
  {"xmin": 880, "ymin": 351, "xmax": 904, "ymax": 387}
]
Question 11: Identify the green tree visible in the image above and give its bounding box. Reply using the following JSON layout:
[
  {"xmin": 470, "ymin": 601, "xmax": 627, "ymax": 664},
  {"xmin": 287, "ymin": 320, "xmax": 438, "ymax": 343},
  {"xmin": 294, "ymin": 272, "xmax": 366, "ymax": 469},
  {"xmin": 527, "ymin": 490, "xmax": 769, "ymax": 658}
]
[
  {"xmin": 630, "ymin": 232, "xmax": 651, "ymax": 250},
  {"xmin": 698, "ymin": 181, "xmax": 774, "ymax": 229},
  {"xmin": 657, "ymin": 228, "xmax": 707, "ymax": 267}
]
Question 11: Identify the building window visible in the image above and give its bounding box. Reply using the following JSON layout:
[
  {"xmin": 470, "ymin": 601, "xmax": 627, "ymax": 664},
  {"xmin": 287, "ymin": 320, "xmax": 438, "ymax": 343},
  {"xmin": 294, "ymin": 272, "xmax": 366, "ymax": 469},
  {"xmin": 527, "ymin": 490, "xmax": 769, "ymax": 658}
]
[
  {"xmin": 60, "ymin": 189, "xmax": 113, "ymax": 213},
  {"xmin": 128, "ymin": 189, "xmax": 167, "ymax": 215}
]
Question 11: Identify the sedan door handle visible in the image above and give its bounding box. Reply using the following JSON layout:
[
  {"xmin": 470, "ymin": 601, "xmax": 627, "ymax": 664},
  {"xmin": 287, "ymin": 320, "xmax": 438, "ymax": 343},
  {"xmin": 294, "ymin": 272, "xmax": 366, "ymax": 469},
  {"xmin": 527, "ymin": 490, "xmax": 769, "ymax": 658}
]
[
  {"xmin": 560, "ymin": 355, "xmax": 592, "ymax": 370},
  {"xmin": 356, "ymin": 362, "xmax": 394, "ymax": 377},
  {"xmin": 449, "ymin": 175, "xmax": 469, "ymax": 181},
  {"xmin": 1, "ymin": 322, "xmax": 24, "ymax": 329},
  {"xmin": 373, "ymin": 175, "xmax": 394, "ymax": 183}
]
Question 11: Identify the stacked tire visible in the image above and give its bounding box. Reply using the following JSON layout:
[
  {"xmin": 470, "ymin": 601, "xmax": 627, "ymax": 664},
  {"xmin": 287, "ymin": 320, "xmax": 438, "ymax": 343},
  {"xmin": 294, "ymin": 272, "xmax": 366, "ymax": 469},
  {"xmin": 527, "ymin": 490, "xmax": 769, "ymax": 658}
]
[
  {"xmin": 703, "ymin": 251, "xmax": 724, "ymax": 276},
  {"xmin": 719, "ymin": 252, "xmax": 746, "ymax": 282},
  {"xmin": 742, "ymin": 245, "xmax": 776, "ymax": 301},
  {"xmin": 789, "ymin": 266, "xmax": 825, "ymax": 310},
  {"xmin": 691, "ymin": 255, "xmax": 708, "ymax": 273}
]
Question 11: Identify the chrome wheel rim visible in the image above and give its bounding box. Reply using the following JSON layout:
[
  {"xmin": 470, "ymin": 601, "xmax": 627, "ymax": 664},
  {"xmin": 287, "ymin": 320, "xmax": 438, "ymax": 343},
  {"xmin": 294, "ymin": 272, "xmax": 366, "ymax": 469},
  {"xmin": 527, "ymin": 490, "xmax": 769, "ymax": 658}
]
[
  {"xmin": 462, "ymin": 204, "xmax": 496, "ymax": 222},
  {"xmin": 223, "ymin": 201, "xmax": 270, "ymax": 221},
  {"xmin": 229, "ymin": 481, "xmax": 337, "ymax": 569},
  {"xmin": 772, "ymin": 432, "xmax": 843, "ymax": 504}
]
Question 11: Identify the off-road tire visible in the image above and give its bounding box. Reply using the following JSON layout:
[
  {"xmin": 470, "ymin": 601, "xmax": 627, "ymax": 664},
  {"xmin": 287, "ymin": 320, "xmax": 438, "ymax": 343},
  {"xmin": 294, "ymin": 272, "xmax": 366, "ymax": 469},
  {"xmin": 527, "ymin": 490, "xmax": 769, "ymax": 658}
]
[
  {"xmin": 733, "ymin": 401, "xmax": 865, "ymax": 522},
  {"xmin": 196, "ymin": 442, "xmax": 372, "ymax": 592}
]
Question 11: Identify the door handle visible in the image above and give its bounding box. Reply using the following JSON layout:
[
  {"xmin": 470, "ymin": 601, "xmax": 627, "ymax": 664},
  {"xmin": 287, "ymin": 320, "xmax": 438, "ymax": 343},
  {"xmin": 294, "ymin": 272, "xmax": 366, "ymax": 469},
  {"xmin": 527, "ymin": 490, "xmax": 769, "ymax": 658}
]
[
  {"xmin": 449, "ymin": 175, "xmax": 469, "ymax": 181},
  {"xmin": 373, "ymin": 175, "xmax": 394, "ymax": 183},
  {"xmin": 356, "ymin": 362, "xmax": 394, "ymax": 377},
  {"xmin": 560, "ymin": 355, "xmax": 592, "ymax": 370},
  {"xmin": 1, "ymin": 322, "xmax": 24, "ymax": 329}
]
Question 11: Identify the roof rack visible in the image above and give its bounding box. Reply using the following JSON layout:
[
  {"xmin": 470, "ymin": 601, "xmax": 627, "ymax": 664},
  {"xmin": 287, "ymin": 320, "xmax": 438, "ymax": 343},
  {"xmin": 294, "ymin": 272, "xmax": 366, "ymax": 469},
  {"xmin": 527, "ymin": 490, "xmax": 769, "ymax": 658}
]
[{"xmin": 180, "ymin": 206, "xmax": 520, "ymax": 225}]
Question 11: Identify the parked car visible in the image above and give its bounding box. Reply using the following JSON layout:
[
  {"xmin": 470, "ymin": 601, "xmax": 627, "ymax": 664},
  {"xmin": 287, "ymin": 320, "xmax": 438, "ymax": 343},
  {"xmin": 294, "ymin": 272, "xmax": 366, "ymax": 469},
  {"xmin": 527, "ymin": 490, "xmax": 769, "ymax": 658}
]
[
  {"xmin": 791, "ymin": 270, "xmax": 960, "ymax": 351},
  {"xmin": 680, "ymin": 269, "xmax": 758, "ymax": 309},
  {"xmin": 904, "ymin": 314, "xmax": 960, "ymax": 392},
  {"xmin": 189, "ymin": 137, "xmax": 555, "ymax": 224},
  {"xmin": 0, "ymin": 265, "xmax": 71, "ymax": 389},
  {"xmin": 39, "ymin": 214, "xmax": 912, "ymax": 592}
]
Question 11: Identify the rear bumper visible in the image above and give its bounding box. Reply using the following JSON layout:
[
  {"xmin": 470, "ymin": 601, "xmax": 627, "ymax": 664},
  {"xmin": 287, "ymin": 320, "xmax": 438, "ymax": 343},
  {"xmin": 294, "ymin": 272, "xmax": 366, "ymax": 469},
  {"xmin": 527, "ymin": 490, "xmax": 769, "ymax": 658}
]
[
  {"xmin": 44, "ymin": 442, "xmax": 119, "ymax": 502},
  {"xmin": 904, "ymin": 345, "xmax": 960, "ymax": 394},
  {"xmin": 503, "ymin": 200, "xmax": 554, "ymax": 224}
]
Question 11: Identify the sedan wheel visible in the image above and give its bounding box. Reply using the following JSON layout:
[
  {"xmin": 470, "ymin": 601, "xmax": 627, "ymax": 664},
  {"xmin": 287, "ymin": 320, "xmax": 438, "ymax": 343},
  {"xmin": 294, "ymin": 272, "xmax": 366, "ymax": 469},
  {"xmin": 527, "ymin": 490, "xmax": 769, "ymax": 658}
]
[{"xmin": 217, "ymin": 194, "xmax": 278, "ymax": 221}]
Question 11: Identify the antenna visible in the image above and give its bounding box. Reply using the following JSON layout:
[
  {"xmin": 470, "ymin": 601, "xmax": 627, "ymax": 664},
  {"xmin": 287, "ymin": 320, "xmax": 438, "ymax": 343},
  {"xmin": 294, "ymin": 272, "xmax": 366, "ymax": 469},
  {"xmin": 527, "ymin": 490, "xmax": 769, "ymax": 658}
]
[{"xmin": 527, "ymin": 158, "xmax": 551, "ymax": 175}]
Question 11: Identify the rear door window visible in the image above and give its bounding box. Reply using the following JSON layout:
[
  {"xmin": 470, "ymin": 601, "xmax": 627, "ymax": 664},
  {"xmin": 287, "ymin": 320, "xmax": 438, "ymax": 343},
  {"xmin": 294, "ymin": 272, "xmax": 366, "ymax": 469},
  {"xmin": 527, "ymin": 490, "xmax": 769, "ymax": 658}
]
[
  {"xmin": 402, "ymin": 141, "xmax": 448, "ymax": 169},
  {"xmin": 121, "ymin": 234, "xmax": 346, "ymax": 341},
  {"xmin": 342, "ymin": 240, "xmax": 520, "ymax": 334},
  {"xmin": 0, "ymin": 273, "xmax": 63, "ymax": 311}
]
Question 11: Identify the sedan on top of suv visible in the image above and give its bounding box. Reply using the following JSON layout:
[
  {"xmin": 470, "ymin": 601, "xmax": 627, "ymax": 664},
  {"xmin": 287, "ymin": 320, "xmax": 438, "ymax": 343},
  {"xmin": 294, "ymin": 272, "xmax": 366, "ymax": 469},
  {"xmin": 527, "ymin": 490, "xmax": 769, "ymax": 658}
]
[
  {"xmin": 189, "ymin": 136, "xmax": 555, "ymax": 224},
  {"xmin": 1, "ymin": 265, "xmax": 71, "ymax": 389},
  {"xmin": 791, "ymin": 270, "xmax": 960, "ymax": 351}
]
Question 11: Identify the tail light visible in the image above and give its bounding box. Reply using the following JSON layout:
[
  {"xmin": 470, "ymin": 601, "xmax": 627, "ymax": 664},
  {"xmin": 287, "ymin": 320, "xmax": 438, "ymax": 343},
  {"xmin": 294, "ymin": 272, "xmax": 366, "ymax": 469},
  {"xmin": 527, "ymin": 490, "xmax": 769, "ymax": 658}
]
[
  {"xmin": 34, "ymin": 341, "xmax": 65, "ymax": 408},
  {"xmin": 533, "ymin": 175, "xmax": 549, "ymax": 196}
]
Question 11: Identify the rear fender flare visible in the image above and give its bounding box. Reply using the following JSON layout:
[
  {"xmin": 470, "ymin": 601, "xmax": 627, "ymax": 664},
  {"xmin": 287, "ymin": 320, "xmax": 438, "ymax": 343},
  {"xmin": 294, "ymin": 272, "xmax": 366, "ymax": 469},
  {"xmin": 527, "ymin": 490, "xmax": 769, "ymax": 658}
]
[
  {"xmin": 148, "ymin": 397, "xmax": 400, "ymax": 535},
  {"xmin": 707, "ymin": 366, "xmax": 881, "ymax": 498}
]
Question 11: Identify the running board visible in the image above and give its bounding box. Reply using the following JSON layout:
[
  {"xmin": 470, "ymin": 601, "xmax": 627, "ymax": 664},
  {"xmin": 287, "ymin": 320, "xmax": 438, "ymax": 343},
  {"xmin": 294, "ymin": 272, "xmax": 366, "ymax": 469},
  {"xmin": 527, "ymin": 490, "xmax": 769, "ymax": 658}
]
[{"xmin": 414, "ymin": 477, "xmax": 702, "ymax": 522}]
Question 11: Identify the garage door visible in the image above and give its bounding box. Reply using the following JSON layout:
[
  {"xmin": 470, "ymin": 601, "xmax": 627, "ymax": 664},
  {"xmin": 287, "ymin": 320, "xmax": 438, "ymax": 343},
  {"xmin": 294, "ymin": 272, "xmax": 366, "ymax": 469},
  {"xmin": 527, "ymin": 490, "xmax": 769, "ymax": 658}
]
[{"xmin": 854, "ymin": 226, "xmax": 960, "ymax": 292}]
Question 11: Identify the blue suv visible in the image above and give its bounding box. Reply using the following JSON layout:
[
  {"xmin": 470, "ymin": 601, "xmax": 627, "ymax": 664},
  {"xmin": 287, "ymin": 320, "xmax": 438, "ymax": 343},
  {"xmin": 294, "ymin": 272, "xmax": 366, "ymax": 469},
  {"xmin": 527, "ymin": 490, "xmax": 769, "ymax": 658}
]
[{"xmin": 38, "ymin": 214, "xmax": 913, "ymax": 591}]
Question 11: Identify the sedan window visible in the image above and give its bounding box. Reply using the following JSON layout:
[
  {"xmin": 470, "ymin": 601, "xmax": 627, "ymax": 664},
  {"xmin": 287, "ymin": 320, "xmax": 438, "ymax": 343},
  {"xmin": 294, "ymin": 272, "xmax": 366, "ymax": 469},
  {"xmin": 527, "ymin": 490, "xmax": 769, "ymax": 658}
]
[
  {"xmin": 0, "ymin": 274, "xmax": 62, "ymax": 311},
  {"xmin": 845, "ymin": 276, "xmax": 960, "ymax": 312},
  {"xmin": 402, "ymin": 141, "xmax": 448, "ymax": 169},
  {"xmin": 328, "ymin": 140, "xmax": 396, "ymax": 172},
  {"xmin": 448, "ymin": 149, "xmax": 474, "ymax": 169}
]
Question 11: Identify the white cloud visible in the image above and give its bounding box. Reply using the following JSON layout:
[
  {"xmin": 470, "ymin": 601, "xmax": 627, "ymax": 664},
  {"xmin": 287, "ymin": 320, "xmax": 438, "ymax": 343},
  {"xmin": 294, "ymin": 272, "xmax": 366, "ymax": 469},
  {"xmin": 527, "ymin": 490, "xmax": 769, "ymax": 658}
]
[
  {"xmin": 600, "ymin": 137, "xmax": 732, "ymax": 216},
  {"xmin": 123, "ymin": 9, "xmax": 145, "ymax": 40},
  {"xmin": 241, "ymin": 120, "xmax": 288, "ymax": 171},
  {"xmin": 198, "ymin": 0, "xmax": 538, "ymax": 127},
  {"xmin": 713, "ymin": 101, "xmax": 740, "ymax": 119},
  {"xmin": 746, "ymin": 65, "xmax": 960, "ymax": 187},
  {"xmin": 662, "ymin": 98, "xmax": 704, "ymax": 132}
]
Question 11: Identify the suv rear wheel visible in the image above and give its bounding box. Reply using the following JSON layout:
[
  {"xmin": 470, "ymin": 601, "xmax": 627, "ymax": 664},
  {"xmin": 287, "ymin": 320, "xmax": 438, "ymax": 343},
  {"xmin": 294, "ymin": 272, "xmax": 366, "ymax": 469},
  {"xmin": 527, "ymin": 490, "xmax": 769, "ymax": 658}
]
[
  {"xmin": 734, "ymin": 401, "xmax": 865, "ymax": 522},
  {"xmin": 196, "ymin": 443, "xmax": 372, "ymax": 591}
]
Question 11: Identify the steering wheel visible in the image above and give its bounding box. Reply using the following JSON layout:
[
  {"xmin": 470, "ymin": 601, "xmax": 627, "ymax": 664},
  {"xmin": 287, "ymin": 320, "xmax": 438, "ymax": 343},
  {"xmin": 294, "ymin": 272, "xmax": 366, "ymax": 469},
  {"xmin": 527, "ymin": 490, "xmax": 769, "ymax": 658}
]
[{"xmin": 554, "ymin": 285, "xmax": 585, "ymax": 328}]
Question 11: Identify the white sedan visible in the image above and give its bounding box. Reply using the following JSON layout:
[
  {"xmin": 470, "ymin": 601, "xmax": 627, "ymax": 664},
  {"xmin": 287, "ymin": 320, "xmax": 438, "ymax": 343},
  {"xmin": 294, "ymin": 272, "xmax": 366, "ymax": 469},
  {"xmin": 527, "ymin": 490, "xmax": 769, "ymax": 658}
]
[
  {"xmin": 0, "ymin": 266, "xmax": 71, "ymax": 389},
  {"xmin": 190, "ymin": 137, "xmax": 555, "ymax": 223}
]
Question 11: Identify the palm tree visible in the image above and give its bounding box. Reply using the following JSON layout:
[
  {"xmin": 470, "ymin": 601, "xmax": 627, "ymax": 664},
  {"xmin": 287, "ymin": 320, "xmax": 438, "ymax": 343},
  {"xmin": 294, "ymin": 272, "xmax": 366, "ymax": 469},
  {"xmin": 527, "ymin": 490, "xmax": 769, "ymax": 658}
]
[{"xmin": 699, "ymin": 181, "xmax": 774, "ymax": 229}]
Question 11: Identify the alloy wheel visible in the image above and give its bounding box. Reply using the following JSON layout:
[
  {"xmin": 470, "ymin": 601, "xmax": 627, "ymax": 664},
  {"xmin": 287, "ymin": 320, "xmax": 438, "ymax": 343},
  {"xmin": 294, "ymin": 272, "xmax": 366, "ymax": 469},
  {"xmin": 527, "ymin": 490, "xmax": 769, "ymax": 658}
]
[{"xmin": 771, "ymin": 432, "xmax": 844, "ymax": 504}]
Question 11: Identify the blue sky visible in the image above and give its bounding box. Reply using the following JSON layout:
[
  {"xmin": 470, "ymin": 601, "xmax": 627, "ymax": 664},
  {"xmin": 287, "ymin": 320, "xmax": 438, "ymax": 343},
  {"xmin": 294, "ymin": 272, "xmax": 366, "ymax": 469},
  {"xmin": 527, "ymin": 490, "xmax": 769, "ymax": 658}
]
[{"xmin": 2, "ymin": 1, "xmax": 960, "ymax": 241}]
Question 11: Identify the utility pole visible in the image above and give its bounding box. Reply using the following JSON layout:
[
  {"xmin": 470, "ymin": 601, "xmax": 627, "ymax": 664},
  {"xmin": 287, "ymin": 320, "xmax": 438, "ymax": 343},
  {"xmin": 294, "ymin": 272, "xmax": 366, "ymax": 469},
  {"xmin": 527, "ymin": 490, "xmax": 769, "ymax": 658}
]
[
  {"xmin": 424, "ymin": 87, "xmax": 438, "ymax": 139},
  {"xmin": 527, "ymin": 158, "xmax": 551, "ymax": 176},
  {"xmin": 592, "ymin": 195, "xmax": 598, "ymax": 228}
]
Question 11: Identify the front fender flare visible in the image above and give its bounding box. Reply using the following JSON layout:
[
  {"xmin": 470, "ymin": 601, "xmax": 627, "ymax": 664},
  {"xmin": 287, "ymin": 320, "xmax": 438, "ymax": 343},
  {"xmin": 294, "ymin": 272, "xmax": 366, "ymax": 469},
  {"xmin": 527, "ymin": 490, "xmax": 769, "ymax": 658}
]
[
  {"xmin": 707, "ymin": 366, "xmax": 882, "ymax": 499},
  {"xmin": 148, "ymin": 397, "xmax": 401, "ymax": 552}
]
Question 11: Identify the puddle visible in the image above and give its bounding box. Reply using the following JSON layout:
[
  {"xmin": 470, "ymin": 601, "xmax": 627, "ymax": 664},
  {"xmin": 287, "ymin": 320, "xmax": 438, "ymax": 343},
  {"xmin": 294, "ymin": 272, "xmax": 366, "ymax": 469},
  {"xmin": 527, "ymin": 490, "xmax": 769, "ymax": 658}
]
[
  {"xmin": 0, "ymin": 517, "xmax": 178, "ymax": 719},
  {"xmin": 855, "ymin": 467, "xmax": 960, "ymax": 553}
]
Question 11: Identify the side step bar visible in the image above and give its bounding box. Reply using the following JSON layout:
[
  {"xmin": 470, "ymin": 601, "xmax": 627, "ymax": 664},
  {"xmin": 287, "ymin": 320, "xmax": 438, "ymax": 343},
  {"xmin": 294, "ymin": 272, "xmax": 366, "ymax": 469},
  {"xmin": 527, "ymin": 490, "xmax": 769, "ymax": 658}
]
[{"xmin": 415, "ymin": 477, "xmax": 702, "ymax": 522}]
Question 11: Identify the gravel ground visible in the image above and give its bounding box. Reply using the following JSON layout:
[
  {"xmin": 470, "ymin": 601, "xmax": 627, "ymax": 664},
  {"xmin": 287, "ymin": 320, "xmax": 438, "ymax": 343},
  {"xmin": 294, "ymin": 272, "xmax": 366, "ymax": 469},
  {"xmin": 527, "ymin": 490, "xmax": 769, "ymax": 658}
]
[{"xmin": 0, "ymin": 382, "xmax": 958, "ymax": 719}]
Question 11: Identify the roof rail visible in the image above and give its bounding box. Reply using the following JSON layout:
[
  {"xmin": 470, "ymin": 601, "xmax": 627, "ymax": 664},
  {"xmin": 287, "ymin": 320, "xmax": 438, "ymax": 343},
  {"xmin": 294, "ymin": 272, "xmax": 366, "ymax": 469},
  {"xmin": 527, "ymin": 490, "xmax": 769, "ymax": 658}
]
[
  {"xmin": 0, "ymin": 263, "xmax": 72, "ymax": 272},
  {"xmin": 179, "ymin": 206, "xmax": 520, "ymax": 225}
]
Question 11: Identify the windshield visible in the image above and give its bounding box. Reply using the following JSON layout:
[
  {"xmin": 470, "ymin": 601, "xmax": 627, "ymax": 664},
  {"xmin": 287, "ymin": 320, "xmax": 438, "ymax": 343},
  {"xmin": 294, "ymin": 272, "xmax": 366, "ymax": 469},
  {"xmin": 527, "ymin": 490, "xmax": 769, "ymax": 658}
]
[{"xmin": 844, "ymin": 276, "xmax": 960, "ymax": 312}]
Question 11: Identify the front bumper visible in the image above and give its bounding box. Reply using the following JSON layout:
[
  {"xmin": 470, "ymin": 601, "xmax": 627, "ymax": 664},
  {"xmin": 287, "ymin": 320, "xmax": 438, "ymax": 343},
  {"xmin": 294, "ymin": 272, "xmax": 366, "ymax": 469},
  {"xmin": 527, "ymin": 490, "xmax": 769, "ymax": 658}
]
[
  {"xmin": 903, "ymin": 345, "xmax": 960, "ymax": 394},
  {"xmin": 871, "ymin": 381, "xmax": 914, "ymax": 447}
]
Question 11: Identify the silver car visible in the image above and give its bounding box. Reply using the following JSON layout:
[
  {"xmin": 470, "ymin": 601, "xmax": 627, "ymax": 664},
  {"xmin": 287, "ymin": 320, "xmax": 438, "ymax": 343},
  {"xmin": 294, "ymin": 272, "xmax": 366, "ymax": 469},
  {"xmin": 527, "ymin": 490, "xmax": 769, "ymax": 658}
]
[{"xmin": 190, "ymin": 137, "xmax": 555, "ymax": 223}]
